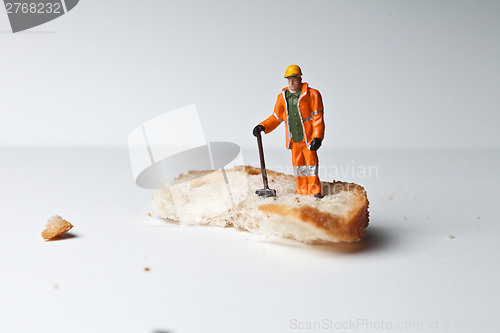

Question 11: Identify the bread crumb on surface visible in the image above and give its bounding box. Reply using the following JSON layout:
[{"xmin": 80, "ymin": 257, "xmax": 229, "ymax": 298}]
[
  {"xmin": 148, "ymin": 213, "xmax": 152, "ymax": 217},
  {"xmin": 447, "ymin": 234, "xmax": 455, "ymax": 239},
  {"xmin": 41, "ymin": 215, "xmax": 73, "ymax": 240},
  {"xmin": 144, "ymin": 267, "xmax": 151, "ymax": 272}
]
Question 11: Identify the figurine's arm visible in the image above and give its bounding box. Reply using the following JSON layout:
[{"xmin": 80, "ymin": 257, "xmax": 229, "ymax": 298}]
[
  {"xmin": 259, "ymin": 114, "xmax": 282, "ymax": 134},
  {"xmin": 258, "ymin": 94, "xmax": 286, "ymax": 134},
  {"xmin": 310, "ymin": 90, "xmax": 325, "ymax": 140}
]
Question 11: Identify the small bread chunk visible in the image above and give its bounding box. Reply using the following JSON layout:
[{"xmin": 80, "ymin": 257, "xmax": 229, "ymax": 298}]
[
  {"xmin": 41, "ymin": 215, "xmax": 74, "ymax": 240},
  {"xmin": 151, "ymin": 166, "xmax": 369, "ymax": 244}
]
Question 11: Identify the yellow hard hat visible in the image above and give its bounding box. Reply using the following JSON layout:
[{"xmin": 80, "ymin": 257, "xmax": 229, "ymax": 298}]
[{"xmin": 284, "ymin": 64, "xmax": 302, "ymax": 78}]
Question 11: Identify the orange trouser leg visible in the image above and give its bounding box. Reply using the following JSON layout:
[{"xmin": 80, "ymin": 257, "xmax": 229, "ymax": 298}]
[
  {"xmin": 296, "ymin": 177, "xmax": 308, "ymax": 195},
  {"xmin": 302, "ymin": 144, "xmax": 320, "ymax": 195},
  {"xmin": 291, "ymin": 141, "xmax": 307, "ymax": 195},
  {"xmin": 291, "ymin": 141, "xmax": 321, "ymax": 195},
  {"xmin": 308, "ymin": 175, "xmax": 321, "ymax": 195}
]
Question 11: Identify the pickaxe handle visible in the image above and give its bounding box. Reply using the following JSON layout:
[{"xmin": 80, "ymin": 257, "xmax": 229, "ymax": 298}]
[{"xmin": 256, "ymin": 131, "xmax": 270, "ymax": 189}]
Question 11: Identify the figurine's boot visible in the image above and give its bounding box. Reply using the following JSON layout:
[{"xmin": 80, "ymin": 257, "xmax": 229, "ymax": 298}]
[
  {"xmin": 296, "ymin": 176, "xmax": 308, "ymax": 195},
  {"xmin": 308, "ymin": 175, "xmax": 322, "ymax": 196}
]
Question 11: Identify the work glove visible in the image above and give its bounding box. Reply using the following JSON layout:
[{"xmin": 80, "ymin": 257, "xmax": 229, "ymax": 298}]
[
  {"xmin": 310, "ymin": 138, "xmax": 322, "ymax": 151},
  {"xmin": 253, "ymin": 125, "xmax": 265, "ymax": 137}
]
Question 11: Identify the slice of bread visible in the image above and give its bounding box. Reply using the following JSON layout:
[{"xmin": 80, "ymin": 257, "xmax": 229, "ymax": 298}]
[{"xmin": 150, "ymin": 165, "xmax": 369, "ymax": 243}]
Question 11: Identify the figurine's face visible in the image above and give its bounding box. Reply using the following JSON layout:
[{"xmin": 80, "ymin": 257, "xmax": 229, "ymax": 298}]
[{"xmin": 287, "ymin": 76, "xmax": 302, "ymax": 93}]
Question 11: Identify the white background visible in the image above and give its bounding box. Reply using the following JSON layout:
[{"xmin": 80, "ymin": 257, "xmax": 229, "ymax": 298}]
[
  {"xmin": 0, "ymin": 0, "xmax": 499, "ymax": 149},
  {"xmin": 0, "ymin": 1, "xmax": 499, "ymax": 333}
]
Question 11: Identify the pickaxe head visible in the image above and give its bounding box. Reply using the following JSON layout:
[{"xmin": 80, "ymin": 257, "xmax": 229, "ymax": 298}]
[{"xmin": 255, "ymin": 188, "xmax": 277, "ymax": 198}]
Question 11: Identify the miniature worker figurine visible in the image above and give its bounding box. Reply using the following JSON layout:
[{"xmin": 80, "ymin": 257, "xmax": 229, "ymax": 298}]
[{"xmin": 253, "ymin": 65, "xmax": 325, "ymax": 198}]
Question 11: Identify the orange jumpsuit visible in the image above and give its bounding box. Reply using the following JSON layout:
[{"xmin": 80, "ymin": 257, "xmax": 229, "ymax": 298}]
[{"xmin": 259, "ymin": 82, "xmax": 325, "ymax": 195}]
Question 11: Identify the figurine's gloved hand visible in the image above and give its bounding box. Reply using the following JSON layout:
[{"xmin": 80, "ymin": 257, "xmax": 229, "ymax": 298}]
[
  {"xmin": 253, "ymin": 125, "xmax": 265, "ymax": 137},
  {"xmin": 310, "ymin": 138, "xmax": 322, "ymax": 151}
]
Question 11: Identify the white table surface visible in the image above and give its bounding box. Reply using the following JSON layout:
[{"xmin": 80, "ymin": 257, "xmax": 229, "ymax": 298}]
[{"xmin": 0, "ymin": 147, "xmax": 498, "ymax": 333}]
